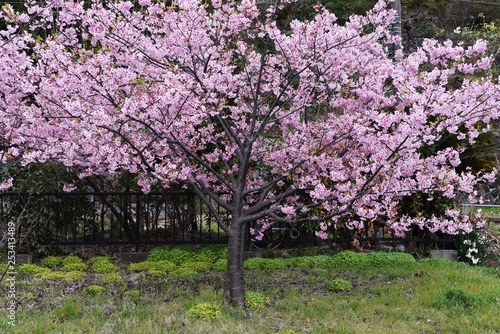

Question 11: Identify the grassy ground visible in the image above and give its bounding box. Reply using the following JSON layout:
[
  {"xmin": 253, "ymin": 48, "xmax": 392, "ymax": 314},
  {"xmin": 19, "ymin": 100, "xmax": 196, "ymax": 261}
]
[
  {"xmin": 1, "ymin": 251, "xmax": 499, "ymax": 334},
  {"xmin": 473, "ymin": 205, "xmax": 500, "ymax": 218}
]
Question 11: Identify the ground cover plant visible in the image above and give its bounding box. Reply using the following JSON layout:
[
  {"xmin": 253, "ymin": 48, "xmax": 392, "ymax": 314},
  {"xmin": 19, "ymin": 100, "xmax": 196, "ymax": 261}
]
[
  {"xmin": 1, "ymin": 0, "xmax": 500, "ymax": 306},
  {"xmin": 1, "ymin": 248, "xmax": 499, "ymax": 334}
]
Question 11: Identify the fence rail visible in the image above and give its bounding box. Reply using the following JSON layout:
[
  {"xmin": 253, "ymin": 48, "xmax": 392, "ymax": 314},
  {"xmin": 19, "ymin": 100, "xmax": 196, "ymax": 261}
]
[
  {"xmin": 1, "ymin": 191, "xmax": 456, "ymax": 252},
  {"xmin": 0, "ymin": 191, "xmax": 229, "ymax": 252}
]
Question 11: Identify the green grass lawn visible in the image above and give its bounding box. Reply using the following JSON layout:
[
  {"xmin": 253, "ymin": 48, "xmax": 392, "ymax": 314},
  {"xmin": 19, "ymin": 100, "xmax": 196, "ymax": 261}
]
[{"xmin": 1, "ymin": 250, "xmax": 499, "ymax": 334}]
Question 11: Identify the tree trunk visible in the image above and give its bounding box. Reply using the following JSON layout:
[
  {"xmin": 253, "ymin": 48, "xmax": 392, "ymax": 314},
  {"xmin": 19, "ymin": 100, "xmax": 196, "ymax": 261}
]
[{"xmin": 225, "ymin": 222, "xmax": 246, "ymax": 308}]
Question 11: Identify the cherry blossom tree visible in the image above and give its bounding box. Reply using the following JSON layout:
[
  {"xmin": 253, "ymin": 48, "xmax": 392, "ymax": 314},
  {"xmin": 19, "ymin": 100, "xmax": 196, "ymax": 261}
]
[{"xmin": 1, "ymin": 0, "xmax": 499, "ymax": 306}]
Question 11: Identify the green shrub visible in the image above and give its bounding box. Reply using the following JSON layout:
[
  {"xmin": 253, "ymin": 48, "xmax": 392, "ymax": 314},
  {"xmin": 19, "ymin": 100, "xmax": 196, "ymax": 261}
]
[
  {"xmin": 92, "ymin": 260, "xmax": 118, "ymax": 274},
  {"xmin": 168, "ymin": 267, "xmax": 198, "ymax": 279},
  {"xmin": 99, "ymin": 273, "xmax": 124, "ymax": 284},
  {"xmin": 83, "ymin": 285, "xmax": 105, "ymax": 296},
  {"xmin": 151, "ymin": 260, "xmax": 177, "ymax": 272},
  {"xmin": 331, "ymin": 251, "xmax": 370, "ymax": 269},
  {"xmin": 62, "ymin": 255, "xmax": 84, "ymax": 265},
  {"xmin": 148, "ymin": 246, "xmax": 192, "ymax": 265},
  {"xmin": 191, "ymin": 250, "xmax": 216, "ymax": 264},
  {"xmin": 212, "ymin": 245, "xmax": 228, "ymax": 260},
  {"xmin": 61, "ymin": 255, "xmax": 87, "ymax": 272},
  {"xmin": 181, "ymin": 261, "xmax": 212, "ymax": 271},
  {"xmin": 186, "ymin": 303, "xmax": 220, "ymax": 320},
  {"xmin": 286, "ymin": 256, "xmax": 310, "ymax": 267},
  {"xmin": 41, "ymin": 272, "xmax": 66, "ymax": 280},
  {"xmin": 147, "ymin": 245, "xmax": 227, "ymax": 266},
  {"xmin": 63, "ymin": 271, "xmax": 86, "ymax": 281},
  {"xmin": 212, "ymin": 259, "xmax": 227, "ymax": 272},
  {"xmin": 128, "ymin": 260, "xmax": 176, "ymax": 273},
  {"xmin": 243, "ymin": 257, "xmax": 264, "ymax": 269},
  {"xmin": 367, "ymin": 252, "xmax": 416, "ymax": 268},
  {"xmin": 245, "ymin": 292, "xmax": 271, "ymax": 309},
  {"xmin": 40, "ymin": 256, "xmax": 61, "ymax": 268},
  {"xmin": 327, "ymin": 278, "xmax": 353, "ymax": 292},
  {"xmin": 147, "ymin": 246, "xmax": 171, "ymax": 262},
  {"xmin": 148, "ymin": 269, "xmax": 167, "ymax": 277},
  {"xmin": 245, "ymin": 252, "xmax": 416, "ymax": 271},
  {"xmin": 243, "ymin": 257, "xmax": 288, "ymax": 270},
  {"xmin": 242, "ymin": 252, "xmax": 417, "ymax": 271},
  {"xmin": 128, "ymin": 261, "xmax": 151, "ymax": 272},
  {"xmin": 192, "ymin": 245, "xmax": 227, "ymax": 263},
  {"xmin": 88, "ymin": 256, "xmax": 111, "ymax": 265},
  {"xmin": 18, "ymin": 264, "xmax": 51, "ymax": 276},
  {"xmin": 61, "ymin": 262, "xmax": 87, "ymax": 272}
]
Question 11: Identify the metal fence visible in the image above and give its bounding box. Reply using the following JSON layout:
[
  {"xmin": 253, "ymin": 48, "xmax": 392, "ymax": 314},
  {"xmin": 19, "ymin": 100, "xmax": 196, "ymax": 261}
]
[
  {"xmin": 0, "ymin": 191, "xmax": 456, "ymax": 252},
  {"xmin": 0, "ymin": 191, "xmax": 229, "ymax": 252},
  {"xmin": 250, "ymin": 218, "xmax": 456, "ymax": 250}
]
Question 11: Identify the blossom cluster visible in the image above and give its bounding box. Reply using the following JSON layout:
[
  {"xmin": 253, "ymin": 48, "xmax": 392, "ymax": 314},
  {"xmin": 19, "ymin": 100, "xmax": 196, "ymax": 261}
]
[
  {"xmin": 457, "ymin": 226, "xmax": 491, "ymax": 266},
  {"xmin": 462, "ymin": 239, "xmax": 481, "ymax": 265}
]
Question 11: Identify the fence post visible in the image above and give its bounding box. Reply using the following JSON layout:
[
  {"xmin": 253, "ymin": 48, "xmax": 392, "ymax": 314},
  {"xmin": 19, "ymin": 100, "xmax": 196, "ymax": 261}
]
[
  {"xmin": 390, "ymin": 0, "xmax": 402, "ymax": 61},
  {"xmin": 135, "ymin": 194, "xmax": 141, "ymax": 252}
]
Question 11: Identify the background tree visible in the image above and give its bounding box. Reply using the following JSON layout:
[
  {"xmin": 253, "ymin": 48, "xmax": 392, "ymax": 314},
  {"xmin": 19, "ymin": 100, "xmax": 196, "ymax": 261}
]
[
  {"xmin": 1, "ymin": 0, "xmax": 499, "ymax": 307},
  {"xmin": 401, "ymin": 0, "xmax": 500, "ymax": 53}
]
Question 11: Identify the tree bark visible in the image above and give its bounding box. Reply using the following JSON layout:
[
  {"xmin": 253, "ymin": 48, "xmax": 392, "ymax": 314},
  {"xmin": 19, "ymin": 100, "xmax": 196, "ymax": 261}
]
[{"xmin": 225, "ymin": 221, "xmax": 246, "ymax": 308}]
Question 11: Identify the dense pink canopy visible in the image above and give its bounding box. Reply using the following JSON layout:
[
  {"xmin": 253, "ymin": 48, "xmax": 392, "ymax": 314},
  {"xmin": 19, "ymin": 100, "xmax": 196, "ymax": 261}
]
[{"xmin": 1, "ymin": 0, "xmax": 499, "ymax": 238}]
